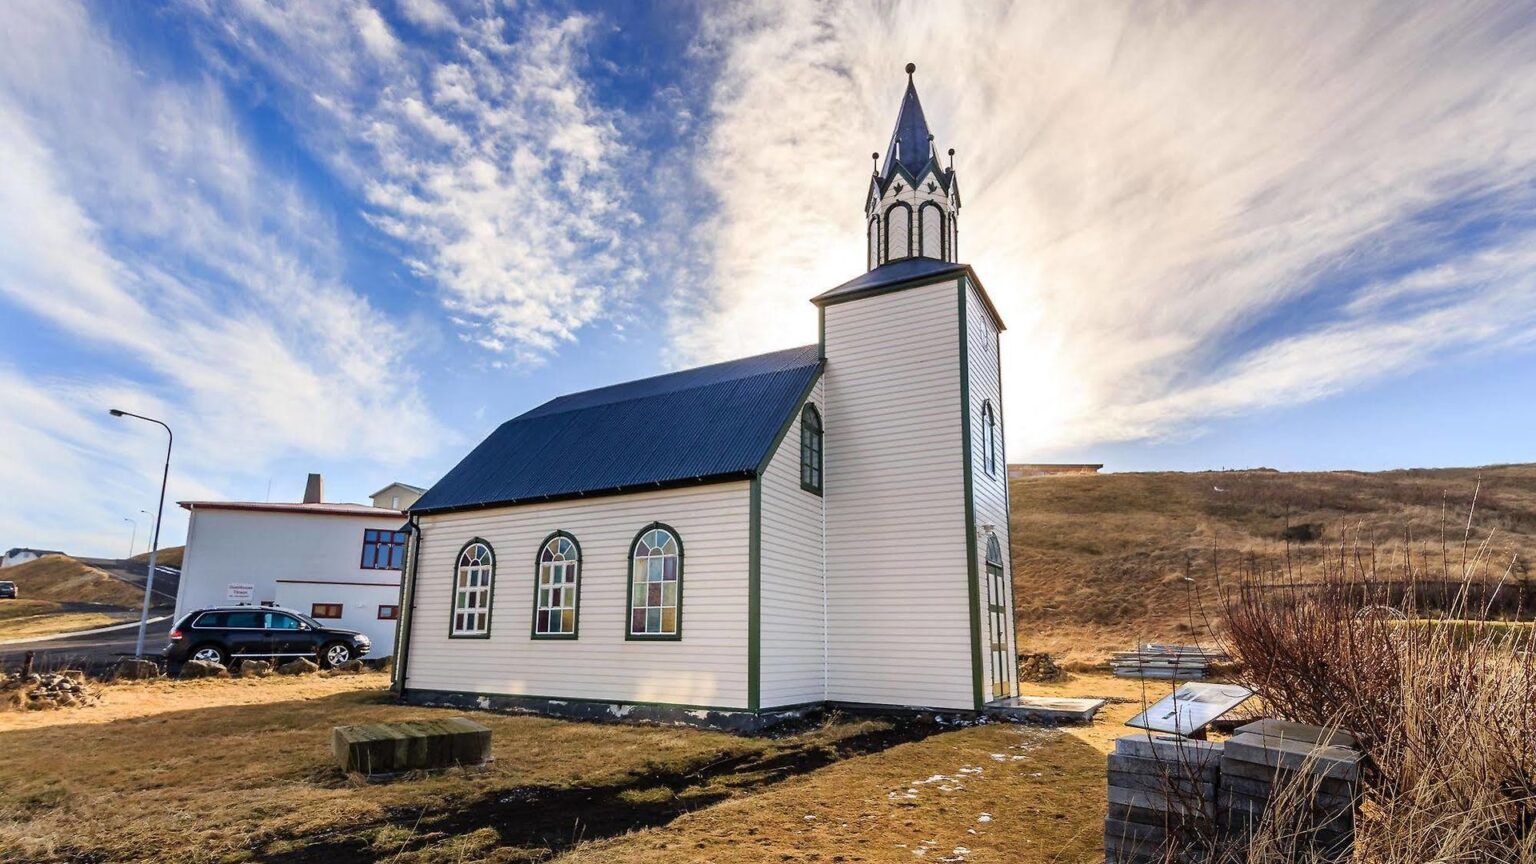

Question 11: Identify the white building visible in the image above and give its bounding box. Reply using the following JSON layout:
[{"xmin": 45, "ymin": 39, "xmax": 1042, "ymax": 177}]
[
  {"xmin": 175, "ymin": 474, "xmax": 411, "ymax": 655},
  {"xmin": 370, "ymin": 482, "xmax": 426, "ymax": 512},
  {"xmin": 2, "ymin": 548, "xmax": 65, "ymax": 568},
  {"xmin": 393, "ymin": 66, "xmax": 1017, "ymax": 728}
]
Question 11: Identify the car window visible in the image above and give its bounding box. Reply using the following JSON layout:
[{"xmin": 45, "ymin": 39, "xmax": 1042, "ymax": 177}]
[
  {"xmin": 266, "ymin": 613, "xmax": 302, "ymax": 630},
  {"xmin": 194, "ymin": 612, "xmax": 225, "ymax": 628},
  {"xmin": 224, "ymin": 611, "xmax": 264, "ymax": 628}
]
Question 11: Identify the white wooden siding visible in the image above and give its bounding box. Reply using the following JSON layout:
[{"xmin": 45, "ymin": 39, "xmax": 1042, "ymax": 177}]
[
  {"xmin": 822, "ymin": 278, "xmax": 975, "ymax": 709},
  {"xmin": 758, "ymin": 377, "xmax": 827, "ymax": 708},
  {"xmin": 966, "ymin": 279, "xmax": 1018, "ymax": 700},
  {"xmin": 404, "ymin": 482, "xmax": 751, "ymax": 708}
]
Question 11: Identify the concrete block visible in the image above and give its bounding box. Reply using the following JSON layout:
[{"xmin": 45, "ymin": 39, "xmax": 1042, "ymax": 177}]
[
  {"xmin": 1223, "ymin": 733, "xmax": 1361, "ymax": 782},
  {"xmin": 333, "ymin": 716, "xmax": 492, "ymax": 775},
  {"xmin": 1235, "ymin": 718, "xmax": 1359, "ymax": 749}
]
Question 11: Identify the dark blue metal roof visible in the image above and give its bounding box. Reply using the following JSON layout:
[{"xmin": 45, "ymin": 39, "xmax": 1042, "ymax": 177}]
[
  {"xmin": 811, "ymin": 259, "xmax": 1005, "ymax": 331},
  {"xmin": 411, "ymin": 345, "xmax": 823, "ymax": 514}
]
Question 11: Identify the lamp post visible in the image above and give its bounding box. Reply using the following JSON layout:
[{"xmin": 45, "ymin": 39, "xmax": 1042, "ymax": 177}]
[
  {"xmin": 109, "ymin": 409, "xmax": 172, "ymax": 659},
  {"xmin": 122, "ymin": 517, "xmax": 137, "ymax": 559}
]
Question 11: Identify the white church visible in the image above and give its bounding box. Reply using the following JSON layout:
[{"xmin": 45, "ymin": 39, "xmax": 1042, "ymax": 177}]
[{"xmin": 392, "ymin": 65, "xmax": 1018, "ymax": 729}]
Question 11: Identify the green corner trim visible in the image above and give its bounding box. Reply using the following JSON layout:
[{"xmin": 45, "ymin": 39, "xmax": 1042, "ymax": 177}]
[
  {"xmin": 748, "ymin": 477, "xmax": 762, "ymax": 712},
  {"xmin": 448, "ymin": 537, "xmax": 495, "ymax": 640},
  {"xmin": 390, "ymin": 515, "xmax": 421, "ymax": 696},
  {"xmin": 958, "ymin": 278, "xmax": 985, "ymax": 712}
]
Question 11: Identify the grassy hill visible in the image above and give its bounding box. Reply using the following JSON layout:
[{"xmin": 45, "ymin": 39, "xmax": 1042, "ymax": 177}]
[
  {"xmin": 1010, "ymin": 464, "xmax": 1536, "ymax": 665},
  {"xmin": 130, "ymin": 545, "xmax": 184, "ymax": 569},
  {"xmin": 0, "ymin": 556, "xmax": 146, "ymax": 607}
]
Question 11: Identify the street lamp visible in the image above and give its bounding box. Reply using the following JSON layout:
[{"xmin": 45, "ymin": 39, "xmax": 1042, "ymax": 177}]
[
  {"xmin": 108, "ymin": 408, "xmax": 172, "ymax": 659},
  {"xmin": 122, "ymin": 517, "xmax": 137, "ymax": 559}
]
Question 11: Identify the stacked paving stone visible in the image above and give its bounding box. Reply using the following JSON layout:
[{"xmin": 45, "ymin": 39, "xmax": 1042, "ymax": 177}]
[
  {"xmin": 1105, "ymin": 732, "xmax": 1224, "ymax": 863},
  {"xmin": 1105, "ymin": 721, "xmax": 1362, "ymax": 864},
  {"xmin": 1218, "ymin": 720, "xmax": 1361, "ymax": 860}
]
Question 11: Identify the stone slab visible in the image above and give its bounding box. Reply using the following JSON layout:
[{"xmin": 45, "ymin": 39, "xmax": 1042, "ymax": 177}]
[
  {"xmin": 1114, "ymin": 733, "xmax": 1224, "ymax": 767},
  {"xmin": 986, "ymin": 695, "xmax": 1106, "ymax": 724},
  {"xmin": 1235, "ymin": 718, "xmax": 1359, "ymax": 749},
  {"xmin": 1109, "ymin": 785, "xmax": 1214, "ymax": 817},
  {"xmin": 1223, "ymin": 733, "xmax": 1361, "ymax": 782},
  {"xmin": 1108, "ymin": 752, "xmax": 1219, "ymax": 783},
  {"xmin": 333, "ymin": 716, "xmax": 492, "ymax": 775}
]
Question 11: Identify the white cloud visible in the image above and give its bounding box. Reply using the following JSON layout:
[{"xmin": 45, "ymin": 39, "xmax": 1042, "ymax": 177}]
[
  {"xmin": 679, "ymin": 0, "xmax": 1536, "ymax": 455},
  {"xmin": 0, "ymin": 0, "xmax": 441, "ymax": 553},
  {"xmin": 187, "ymin": 1, "xmax": 641, "ymax": 365}
]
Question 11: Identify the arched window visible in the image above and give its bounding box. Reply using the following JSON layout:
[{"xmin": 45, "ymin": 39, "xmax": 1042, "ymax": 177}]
[
  {"xmin": 986, "ymin": 533, "xmax": 1005, "ymax": 567},
  {"xmin": 451, "ymin": 540, "xmax": 494, "ymax": 637},
  {"xmin": 919, "ymin": 202, "xmax": 945, "ymax": 260},
  {"xmin": 627, "ymin": 524, "xmax": 682, "ymax": 639},
  {"xmin": 981, "ymin": 400, "xmax": 998, "ymax": 478},
  {"xmin": 533, "ymin": 532, "xmax": 580, "ymax": 638},
  {"xmin": 868, "ymin": 217, "xmax": 880, "ymax": 269},
  {"xmin": 884, "ymin": 202, "xmax": 912, "ymax": 262},
  {"xmin": 800, "ymin": 404, "xmax": 823, "ymax": 495}
]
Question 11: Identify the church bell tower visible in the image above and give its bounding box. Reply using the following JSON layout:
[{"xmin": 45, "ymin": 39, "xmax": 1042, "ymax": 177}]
[{"xmin": 865, "ymin": 63, "xmax": 961, "ymax": 270}]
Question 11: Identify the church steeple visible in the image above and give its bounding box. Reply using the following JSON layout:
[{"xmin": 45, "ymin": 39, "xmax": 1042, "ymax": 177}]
[{"xmin": 865, "ymin": 63, "xmax": 960, "ymax": 271}]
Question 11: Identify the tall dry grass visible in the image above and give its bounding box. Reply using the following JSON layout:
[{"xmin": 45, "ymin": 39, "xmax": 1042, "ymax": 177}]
[{"xmin": 1214, "ymin": 492, "xmax": 1536, "ymax": 863}]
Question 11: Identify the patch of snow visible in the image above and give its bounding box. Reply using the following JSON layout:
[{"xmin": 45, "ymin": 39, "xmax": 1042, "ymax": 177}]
[{"xmin": 977, "ymin": 813, "xmax": 993, "ymax": 823}]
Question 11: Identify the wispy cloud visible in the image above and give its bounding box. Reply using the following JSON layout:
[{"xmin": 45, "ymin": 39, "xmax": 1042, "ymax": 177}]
[
  {"xmin": 187, "ymin": 0, "xmax": 642, "ymax": 364},
  {"xmin": 678, "ymin": 0, "xmax": 1536, "ymax": 454},
  {"xmin": 0, "ymin": 0, "xmax": 440, "ymax": 552}
]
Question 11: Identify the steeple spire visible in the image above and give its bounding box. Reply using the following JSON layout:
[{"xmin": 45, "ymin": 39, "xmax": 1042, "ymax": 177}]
[
  {"xmin": 864, "ymin": 63, "xmax": 961, "ymax": 271},
  {"xmin": 882, "ymin": 63, "xmax": 935, "ymax": 178}
]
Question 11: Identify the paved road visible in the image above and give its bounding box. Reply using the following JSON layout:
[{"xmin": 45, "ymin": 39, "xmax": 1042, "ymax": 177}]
[
  {"xmin": 79, "ymin": 557, "xmax": 180, "ymax": 605},
  {"xmin": 0, "ymin": 617, "xmax": 173, "ymax": 674}
]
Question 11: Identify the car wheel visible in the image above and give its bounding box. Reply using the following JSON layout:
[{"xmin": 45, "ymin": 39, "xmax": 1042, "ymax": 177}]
[
  {"xmin": 321, "ymin": 642, "xmax": 352, "ymax": 668},
  {"xmin": 190, "ymin": 644, "xmax": 228, "ymax": 666}
]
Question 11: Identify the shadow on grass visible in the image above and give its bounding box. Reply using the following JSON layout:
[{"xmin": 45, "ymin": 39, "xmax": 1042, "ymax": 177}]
[{"xmin": 0, "ymin": 687, "xmax": 949, "ymax": 864}]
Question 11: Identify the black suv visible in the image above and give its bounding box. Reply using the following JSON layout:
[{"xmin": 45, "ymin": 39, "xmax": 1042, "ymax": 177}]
[
  {"xmin": 163, "ymin": 606, "xmax": 371, "ymax": 671},
  {"xmin": 0, "ymin": 581, "xmax": 15, "ymax": 599}
]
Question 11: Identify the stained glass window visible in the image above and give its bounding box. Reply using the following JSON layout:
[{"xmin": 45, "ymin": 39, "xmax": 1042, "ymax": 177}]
[
  {"xmin": 534, "ymin": 533, "xmax": 580, "ymax": 637},
  {"xmin": 628, "ymin": 526, "xmax": 681, "ymax": 637},
  {"xmin": 800, "ymin": 404, "xmax": 823, "ymax": 494},
  {"xmin": 452, "ymin": 541, "xmax": 494, "ymax": 636}
]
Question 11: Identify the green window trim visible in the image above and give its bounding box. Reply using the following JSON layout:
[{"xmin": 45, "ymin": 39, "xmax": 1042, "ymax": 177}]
[
  {"xmin": 981, "ymin": 399, "xmax": 998, "ymax": 478},
  {"xmin": 449, "ymin": 537, "xmax": 495, "ymax": 639},
  {"xmin": 799, "ymin": 403, "xmax": 824, "ymax": 496},
  {"xmin": 530, "ymin": 530, "xmax": 581, "ymax": 640},
  {"xmin": 625, "ymin": 521, "xmax": 684, "ymax": 641}
]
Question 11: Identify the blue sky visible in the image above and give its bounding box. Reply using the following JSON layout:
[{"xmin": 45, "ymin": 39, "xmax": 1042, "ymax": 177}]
[{"xmin": 3, "ymin": 0, "xmax": 1536, "ymax": 556}]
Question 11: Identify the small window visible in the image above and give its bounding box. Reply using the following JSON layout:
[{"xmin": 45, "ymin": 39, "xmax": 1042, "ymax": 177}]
[
  {"xmin": 361, "ymin": 529, "xmax": 408, "ymax": 570},
  {"xmin": 225, "ymin": 610, "xmax": 263, "ymax": 628},
  {"xmin": 452, "ymin": 540, "xmax": 495, "ymax": 637},
  {"xmin": 311, "ymin": 603, "xmax": 343, "ymax": 619},
  {"xmin": 390, "ymin": 495, "xmax": 401, "ymax": 509},
  {"xmin": 800, "ymin": 404, "xmax": 823, "ymax": 495},
  {"xmin": 378, "ymin": 604, "xmax": 399, "ymax": 620},
  {"xmin": 193, "ymin": 612, "xmax": 225, "ymax": 628},
  {"xmin": 533, "ymin": 532, "xmax": 580, "ymax": 638},
  {"xmin": 981, "ymin": 401, "xmax": 998, "ymax": 478},
  {"xmin": 627, "ymin": 525, "xmax": 682, "ymax": 639},
  {"xmin": 267, "ymin": 613, "xmax": 302, "ymax": 630}
]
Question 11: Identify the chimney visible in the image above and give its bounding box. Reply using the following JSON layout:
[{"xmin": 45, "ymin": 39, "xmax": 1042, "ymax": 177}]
[{"xmin": 303, "ymin": 473, "xmax": 324, "ymax": 504}]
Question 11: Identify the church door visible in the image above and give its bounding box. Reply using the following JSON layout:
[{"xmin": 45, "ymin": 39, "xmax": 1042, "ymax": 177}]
[{"xmin": 984, "ymin": 535, "xmax": 1011, "ymax": 699}]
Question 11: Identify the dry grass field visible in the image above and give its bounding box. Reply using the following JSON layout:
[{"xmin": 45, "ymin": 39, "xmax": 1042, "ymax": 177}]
[
  {"xmin": 1009, "ymin": 463, "xmax": 1536, "ymax": 665},
  {"xmin": 131, "ymin": 544, "xmax": 185, "ymax": 568},
  {"xmin": 0, "ymin": 555, "xmax": 146, "ymax": 607},
  {"xmin": 0, "ymin": 672, "xmax": 1128, "ymax": 864}
]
